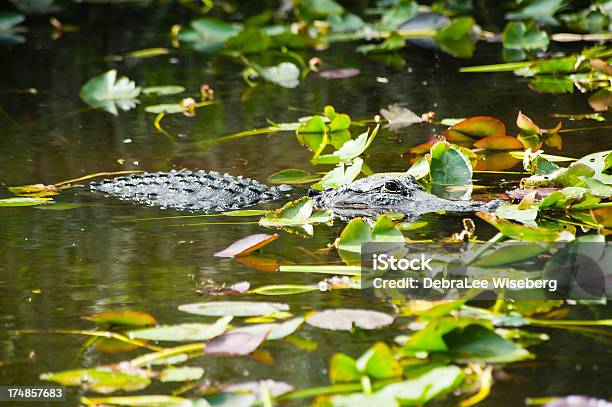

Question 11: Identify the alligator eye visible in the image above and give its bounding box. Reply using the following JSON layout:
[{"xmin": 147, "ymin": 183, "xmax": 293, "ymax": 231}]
[{"xmin": 382, "ymin": 180, "xmax": 401, "ymax": 193}]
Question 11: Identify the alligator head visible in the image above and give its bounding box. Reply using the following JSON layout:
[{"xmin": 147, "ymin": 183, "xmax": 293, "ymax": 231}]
[{"xmin": 310, "ymin": 173, "xmax": 501, "ymax": 219}]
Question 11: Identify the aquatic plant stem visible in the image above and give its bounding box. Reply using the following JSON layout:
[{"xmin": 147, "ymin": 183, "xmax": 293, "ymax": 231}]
[
  {"xmin": 12, "ymin": 329, "xmax": 163, "ymax": 351},
  {"xmin": 129, "ymin": 343, "xmax": 205, "ymax": 367}
]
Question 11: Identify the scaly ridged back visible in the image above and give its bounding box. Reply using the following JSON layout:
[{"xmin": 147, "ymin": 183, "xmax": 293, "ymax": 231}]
[{"xmin": 91, "ymin": 170, "xmax": 283, "ymax": 212}]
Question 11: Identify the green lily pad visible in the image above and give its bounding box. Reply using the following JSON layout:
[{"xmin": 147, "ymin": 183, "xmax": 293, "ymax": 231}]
[
  {"xmin": 259, "ymin": 197, "xmax": 333, "ymax": 232},
  {"xmin": 81, "ymin": 395, "xmax": 201, "ymax": 406},
  {"xmin": 356, "ymin": 342, "xmax": 403, "ymax": 380},
  {"xmin": 178, "ymin": 301, "xmax": 289, "ymax": 317},
  {"xmin": 429, "ymin": 141, "xmax": 473, "ymax": 187},
  {"xmin": 502, "ymin": 21, "xmax": 550, "ymax": 51},
  {"xmin": 336, "ymin": 215, "xmax": 404, "ymax": 253},
  {"xmin": 83, "ymin": 310, "xmax": 157, "ymax": 327},
  {"xmin": 41, "ymin": 368, "xmax": 150, "ymax": 394},
  {"xmin": 435, "ymin": 16, "xmax": 476, "ymax": 58},
  {"xmin": 0, "ymin": 197, "xmax": 52, "ymax": 207},
  {"xmin": 329, "ymin": 353, "xmax": 360, "ymax": 383},
  {"xmin": 267, "ymin": 169, "xmax": 321, "ymax": 184},
  {"xmin": 159, "ymin": 366, "xmax": 205, "ymax": 383},
  {"xmin": 329, "ymin": 365, "xmax": 463, "ymax": 406},
  {"xmin": 141, "ymin": 86, "xmax": 185, "ymax": 96},
  {"xmin": 178, "ymin": 18, "xmax": 242, "ymax": 52},
  {"xmin": 128, "ymin": 317, "xmax": 232, "ymax": 342}
]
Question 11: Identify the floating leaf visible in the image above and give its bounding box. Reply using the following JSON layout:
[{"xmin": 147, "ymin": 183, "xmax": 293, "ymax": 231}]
[
  {"xmin": 445, "ymin": 116, "xmax": 506, "ymax": 143},
  {"xmin": 0, "ymin": 197, "xmax": 52, "ymax": 207},
  {"xmin": 473, "ymin": 135, "xmax": 524, "ymax": 151},
  {"xmin": 178, "ymin": 301, "xmax": 289, "ymax": 317},
  {"xmin": 205, "ymin": 331, "xmax": 268, "ymax": 356},
  {"xmin": 329, "ymin": 366, "xmax": 463, "ymax": 406},
  {"xmin": 81, "ymin": 395, "xmax": 194, "ymax": 406},
  {"xmin": 128, "ymin": 317, "xmax": 232, "ymax": 342},
  {"xmin": 141, "ymin": 86, "xmax": 185, "ymax": 96},
  {"xmin": 429, "ymin": 141, "xmax": 473, "ymax": 187},
  {"xmin": 444, "ymin": 324, "xmax": 532, "ymax": 363},
  {"xmin": 477, "ymin": 212, "xmax": 573, "ymax": 242},
  {"xmin": 336, "ymin": 215, "xmax": 404, "ymax": 253},
  {"xmin": 473, "ymin": 243, "xmax": 550, "ymax": 266},
  {"xmin": 259, "ymin": 197, "xmax": 333, "ymax": 232},
  {"xmin": 502, "ymin": 22, "xmax": 550, "ymax": 52},
  {"xmin": 231, "ymin": 317, "xmax": 304, "ymax": 340},
  {"xmin": 506, "ymin": 0, "xmax": 564, "ymax": 24},
  {"xmin": 267, "ymin": 169, "xmax": 321, "ymax": 184},
  {"xmin": 356, "ymin": 342, "xmax": 402, "ymax": 380},
  {"xmin": 41, "ymin": 368, "xmax": 150, "ymax": 394},
  {"xmin": 317, "ymin": 68, "xmax": 360, "ymax": 79},
  {"xmin": 306, "ymin": 309, "xmax": 394, "ymax": 331},
  {"xmin": 214, "ymin": 234, "xmax": 279, "ymax": 258},
  {"xmin": 159, "ymin": 366, "xmax": 204, "ymax": 383},
  {"xmin": 329, "ymin": 353, "xmax": 360, "ymax": 383},
  {"xmin": 357, "ymin": 33, "xmax": 405, "ymax": 54},
  {"xmin": 380, "ymin": 0, "xmax": 418, "ymax": 30},
  {"xmin": 250, "ymin": 285, "xmax": 318, "ymax": 295},
  {"xmin": 379, "ymin": 104, "xmax": 425, "ymax": 131},
  {"xmin": 144, "ymin": 103, "xmax": 188, "ymax": 114},
  {"xmin": 178, "ymin": 18, "xmax": 242, "ymax": 52},
  {"xmin": 435, "ymin": 16, "xmax": 476, "ymax": 58},
  {"xmin": 83, "ymin": 311, "xmax": 157, "ymax": 327}
]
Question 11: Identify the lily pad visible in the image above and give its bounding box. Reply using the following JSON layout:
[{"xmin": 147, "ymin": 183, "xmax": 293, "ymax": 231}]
[
  {"xmin": 205, "ymin": 331, "xmax": 268, "ymax": 356},
  {"xmin": 141, "ymin": 86, "xmax": 185, "ymax": 96},
  {"xmin": 306, "ymin": 309, "xmax": 395, "ymax": 331},
  {"xmin": 336, "ymin": 215, "xmax": 404, "ymax": 253},
  {"xmin": 41, "ymin": 368, "xmax": 150, "ymax": 394},
  {"xmin": 231, "ymin": 317, "xmax": 304, "ymax": 340},
  {"xmin": 81, "ymin": 395, "xmax": 199, "ymax": 406},
  {"xmin": 83, "ymin": 310, "xmax": 157, "ymax": 327},
  {"xmin": 127, "ymin": 317, "xmax": 232, "ymax": 342},
  {"xmin": 214, "ymin": 234, "xmax": 279, "ymax": 258},
  {"xmin": 267, "ymin": 169, "xmax": 321, "ymax": 184},
  {"xmin": 259, "ymin": 197, "xmax": 333, "ymax": 233},
  {"xmin": 429, "ymin": 141, "xmax": 473, "ymax": 187},
  {"xmin": 178, "ymin": 301, "xmax": 289, "ymax": 317},
  {"xmin": 0, "ymin": 197, "xmax": 52, "ymax": 207},
  {"xmin": 159, "ymin": 366, "xmax": 205, "ymax": 383}
]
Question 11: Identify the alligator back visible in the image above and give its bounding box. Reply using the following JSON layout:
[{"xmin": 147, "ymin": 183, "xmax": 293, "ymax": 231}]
[{"xmin": 91, "ymin": 171, "xmax": 285, "ymax": 212}]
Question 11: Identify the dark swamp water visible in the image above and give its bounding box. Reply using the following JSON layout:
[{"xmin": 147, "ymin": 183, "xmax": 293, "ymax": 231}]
[{"xmin": 0, "ymin": 4, "xmax": 611, "ymax": 406}]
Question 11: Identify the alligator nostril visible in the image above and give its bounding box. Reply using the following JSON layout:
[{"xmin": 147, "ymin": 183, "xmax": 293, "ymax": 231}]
[{"xmin": 307, "ymin": 188, "xmax": 322, "ymax": 197}]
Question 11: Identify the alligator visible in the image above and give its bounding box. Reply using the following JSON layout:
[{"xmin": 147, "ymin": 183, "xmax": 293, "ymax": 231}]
[{"xmin": 91, "ymin": 171, "xmax": 500, "ymax": 218}]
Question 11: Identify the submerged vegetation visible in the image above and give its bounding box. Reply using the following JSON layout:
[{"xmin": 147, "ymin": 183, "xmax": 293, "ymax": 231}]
[{"xmin": 1, "ymin": 0, "xmax": 611, "ymax": 406}]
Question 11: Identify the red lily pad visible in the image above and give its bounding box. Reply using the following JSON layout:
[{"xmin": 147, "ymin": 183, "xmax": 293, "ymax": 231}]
[
  {"xmin": 505, "ymin": 188, "xmax": 558, "ymax": 201},
  {"xmin": 516, "ymin": 111, "xmax": 541, "ymax": 135},
  {"xmin": 317, "ymin": 68, "xmax": 360, "ymax": 79},
  {"xmin": 473, "ymin": 135, "xmax": 524, "ymax": 151},
  {"xmin": 214, "ymin": 234, "xmax": 279, "ymax": 258},
  {"xmin": 445, "ymin": 116, "xmax": 506, "ymax": 144}
]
